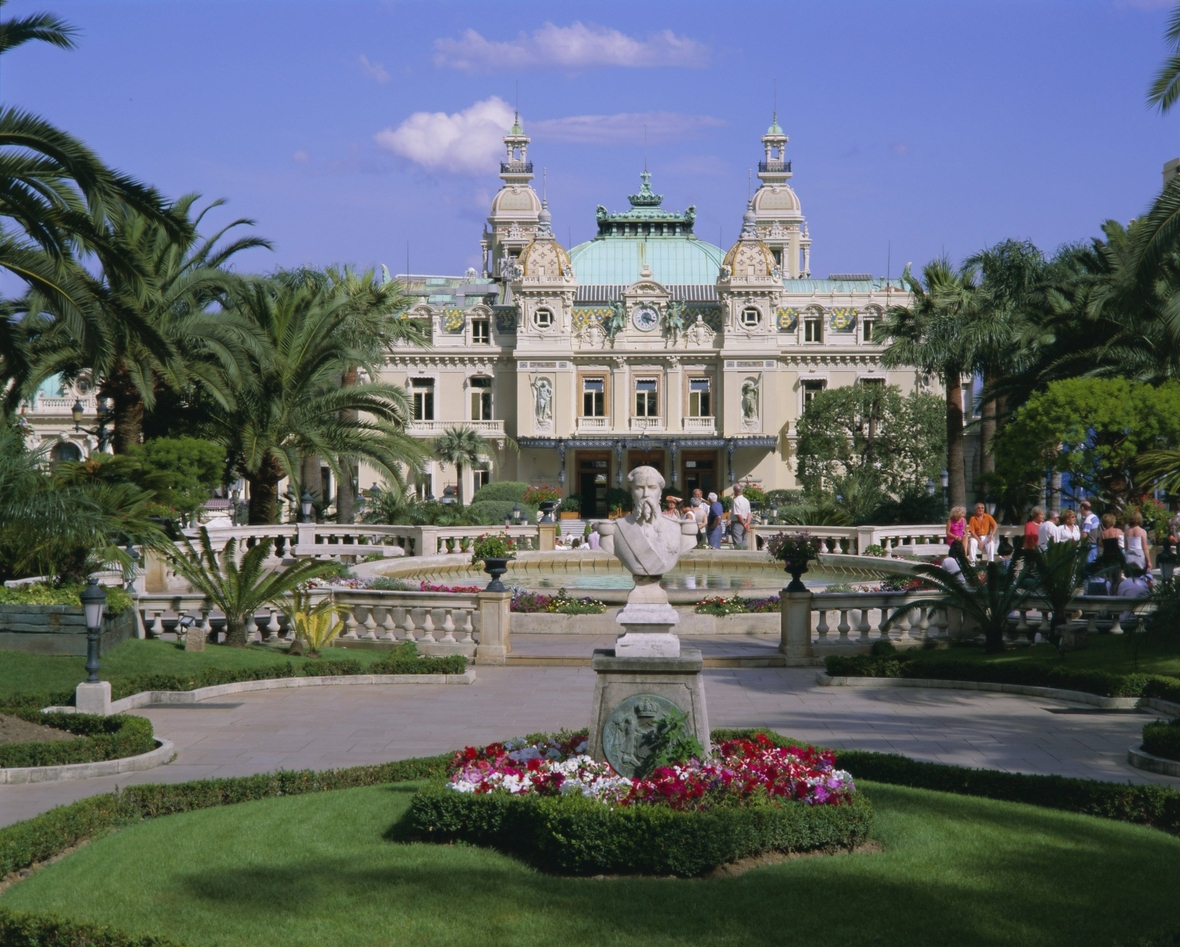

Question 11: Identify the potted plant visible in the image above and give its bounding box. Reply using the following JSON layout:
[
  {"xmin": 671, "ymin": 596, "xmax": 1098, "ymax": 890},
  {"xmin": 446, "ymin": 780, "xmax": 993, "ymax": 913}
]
[
  {"xmin": 471, "ymin": 533, "xmax": 518, "ymax": 592},
  {"xmin": 766, "ymin": 531, "xmax": 822, "ymax": 593},
  {"xmin": 559, "ymin": 495, "xmax": 581, "ymax": 521},
  {"xmin": 524, "ymin": 485, "xmax": 562, "ymax": 525}
]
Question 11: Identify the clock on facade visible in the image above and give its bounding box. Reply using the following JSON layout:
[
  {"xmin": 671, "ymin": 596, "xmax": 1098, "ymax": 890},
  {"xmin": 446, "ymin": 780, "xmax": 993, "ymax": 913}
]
[{"xmin": 632, "ymin": 305, "xmax": 659, "ymax": 332}]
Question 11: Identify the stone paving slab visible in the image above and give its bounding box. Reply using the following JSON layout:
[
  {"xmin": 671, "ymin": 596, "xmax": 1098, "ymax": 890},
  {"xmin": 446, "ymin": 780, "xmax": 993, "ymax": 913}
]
[{"xmin": 2, "ymin": 666, "xmax": 1177, "ymax": 827}]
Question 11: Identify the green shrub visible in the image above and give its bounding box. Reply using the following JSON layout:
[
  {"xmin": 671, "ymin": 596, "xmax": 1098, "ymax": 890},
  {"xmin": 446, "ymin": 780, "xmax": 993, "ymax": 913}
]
[
  {"xmin": 1143, "ymin": 718, "xmax": 1180, "ymax": 762},
  {"xmin": 467, "ymin": 500, "xmax": 537, "ymax": 525},
  {"xmin": 604, "ymin": 487, "xmax": 632, "ymax": 513},
  {"xmin": 0, "ymin": 755, "xmax": 453, "ymax": 879},
  {"xmin": 712, "ymin": 729, "xmax": 1180, "ymax": 835},
  {"xmin": 0, "ymin": 908, "xmax": 184, "ymax": 947},
  {"xmin": 0, "ymin": 583, "xmax": 133, "ymax": 616},
  {"xmin": 470, "ymin": 481, "xmax": 529, "ymax": 504},
  {"xmin": 822, "ymin": 654, "xmax": 1180, "ymax": 700},
  {"xmin": 406, "ymin": 785, "xmax": 873, "ymax": 877},
  {"xmin": 0, "ymin": 713, "xmax": 155, "ymax": 768}
]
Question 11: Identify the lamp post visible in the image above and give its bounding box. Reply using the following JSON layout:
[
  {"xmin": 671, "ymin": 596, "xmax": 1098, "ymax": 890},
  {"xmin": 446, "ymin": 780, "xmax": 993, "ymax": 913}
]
[
  {"xmin": 940, "ymin": 469, "xmax": 949, "ymax": 505},
  {"xmin": 769, "ymin": 503, "xmax": 779, "ymax": 524},
  {"xmin": 72, "ymin": 397, "xmax": 113, "ymax": 452},
  {"xmin": 123, "ymin": 539, "xmax": 140, "ymax": 592},
  {"xmin": 300, "ymin": 489, "xmax": 315, "ymax": 524},
  {"xmin": 80, "ymin": 578, "xmax": 107, "ymax": 684},
  {"xmin": 925, "ymin": 478, "xmax": 936, "ymax": 498},
  {"xmin": 512, "ymin": 503, "xmax": 523, "ymax": 525},
  {"xmin": 984, "ymin": 493, "xmax": 997, "ymax": 517}
]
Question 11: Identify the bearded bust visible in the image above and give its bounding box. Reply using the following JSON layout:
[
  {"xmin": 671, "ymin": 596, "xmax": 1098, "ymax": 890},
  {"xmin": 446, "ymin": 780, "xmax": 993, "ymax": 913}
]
[{"xmin": 597, "ymin": 466, "xmax": 697, "ymax": 577}]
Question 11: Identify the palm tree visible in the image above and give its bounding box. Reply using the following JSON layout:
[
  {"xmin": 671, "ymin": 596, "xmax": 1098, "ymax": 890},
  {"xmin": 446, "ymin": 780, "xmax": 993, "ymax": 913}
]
[
  {"xmin": 1023, "ymin": 542, "xmax": 1101, "ymax": 648},
  {"xmin": 167, "ymin": 528, "xmax": 335, "ymax": 647},
  {"xmin": 215, "ymin": 280, "xmax": 425, "ymax": 524},
  {"xmin": 878, "ymin": 259, "xmax": 978, "ymax": 509},
  {"xmin": 1148, "ymin": 4, "xmax": 1180, "ymax": 113},
  {"xmin": 885, "ymin": 558, "xmax": 1029, "ymax": 654},
  {"xmin": 433, "ymin": 426, "xmax": 489, "ymax": 507}
]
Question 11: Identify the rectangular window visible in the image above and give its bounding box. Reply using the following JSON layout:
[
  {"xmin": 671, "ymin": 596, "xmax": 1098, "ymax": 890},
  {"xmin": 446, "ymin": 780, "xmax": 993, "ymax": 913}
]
[
  {"xmin": 804, "ymin": 318, "xmax": 823, "ymax": 343},
  {"xmin": 411, "ymin": 378, "xmax": 434, "ymax": 421},
  {"xmin": 634, "ymin": 378, "xmax": 658, "ymax": 417},
  {"xmin": 472, "ymin": 319, "xmax": 490, "ymax": 344},
  {"xmin": 472, "ymin": 469, "xmax": 490, "ymax": 493},
  {"xmin": 470, "ymin": 377, "xmax": 492, "ymax": 421},
  {"xmin": 862, "ymin": 319, "xmax": 877, "ymax": 344},
  {"xmin": 802, "ymin": 379, "xmax": 826, "ymax": 410},
  {"xmin": 688, "ymin": 377, "xmax": 711, "ymax": 417},
  {"xmin": 582, "ymin": 377, "xmax": 606, "ymax": 417},
  {"xmin": 859, "ymin": 377, "xmax": 885, "ymax": 388}
]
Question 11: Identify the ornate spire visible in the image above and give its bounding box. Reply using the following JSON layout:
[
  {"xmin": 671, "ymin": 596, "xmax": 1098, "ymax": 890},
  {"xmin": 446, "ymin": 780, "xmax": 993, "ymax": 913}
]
[{"xmin": 628, "ymin": 170, "xmax": 663, "ymax": 208}]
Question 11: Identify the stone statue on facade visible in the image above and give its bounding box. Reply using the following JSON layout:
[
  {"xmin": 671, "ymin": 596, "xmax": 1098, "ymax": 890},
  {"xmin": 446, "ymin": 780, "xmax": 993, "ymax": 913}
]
[
  {"xmin": 604, "ymin": 301, "xmax": 627, "ymax": 343},
  {"xmin": 530, "ymin": 375, "xmax": 553, "ymax": 424},
  {"xmin": 664, "ymin": 301, "xmax": 686, "ymax": 345},
  {"xmin": 741, "ymin": 376, "xmax": 760, "ymax": 422}
]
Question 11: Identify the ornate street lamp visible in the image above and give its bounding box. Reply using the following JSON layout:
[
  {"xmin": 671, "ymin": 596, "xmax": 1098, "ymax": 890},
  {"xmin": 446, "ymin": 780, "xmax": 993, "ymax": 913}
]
[
  {"xmin": 80, "ymin": 578, "xmax": 107, "ymax": 684},
  {"xmin": 512, "ymin": 503, "xmax": 523, "ymax": 524},
  {"xmin": 72, "ymin": 397, "xmax": 113, "ymax": 451},
  {"xmin": 984, "ymin": 493, "xmax": 997, "ymax": 517},
  {"xmin": 769, "ymin": 503, "xmax": 779, "ymax": 523},
  {"xmin": 925, "ymin": 478, "xmax": 936, "ymax": 497},
  {"xmin": 300, "ymin": 490, "xmax": 315, "ymax": 524},
  {"xmin": 123, "ymin": 540, "xmax": 140, "ymax": 592}
]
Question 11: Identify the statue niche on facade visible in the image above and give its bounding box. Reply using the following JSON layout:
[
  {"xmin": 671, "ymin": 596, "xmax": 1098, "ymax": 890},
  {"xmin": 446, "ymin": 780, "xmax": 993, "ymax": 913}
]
[
  {"xmin": 530, "ymin": 375, "xmax": 553, "ymax": 426},
  {"xmin": 604, "ymin": 301, "xmax": 627, "ymax": 344},
  {"xmin": 665, "ymin": 301, "xmax": 687, "ymax": 345}
]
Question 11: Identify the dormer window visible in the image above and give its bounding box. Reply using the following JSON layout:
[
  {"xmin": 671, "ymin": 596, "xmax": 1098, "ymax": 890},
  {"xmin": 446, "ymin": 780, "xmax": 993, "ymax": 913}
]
[
  {"xmin": 533, "ymin": 308, "xmax": 553, "ymax": 330},
  {"xmin": 804, "ymin": 316, "xmax": 823, "ymax": 343},
  {"xmin": 472, "ymin": 318, "xmax": 490, "ymax": 344}
]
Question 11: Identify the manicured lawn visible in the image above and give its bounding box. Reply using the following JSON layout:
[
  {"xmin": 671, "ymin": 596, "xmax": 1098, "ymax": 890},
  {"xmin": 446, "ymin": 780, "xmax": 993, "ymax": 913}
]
[
  {"xmin": 0, "ymin": 639, "xmax": 392, "ymax": 700},
  {"xmin": 4, "ymin": 780, "xmax": 1180, "ymax": 947},
  {"xmin": 906, "ymin": 633, "xmax": 1180, "ymax": 678}
]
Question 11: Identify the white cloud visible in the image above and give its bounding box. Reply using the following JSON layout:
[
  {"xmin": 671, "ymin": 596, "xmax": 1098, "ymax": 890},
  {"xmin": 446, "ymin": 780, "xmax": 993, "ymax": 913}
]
[
  {"xmin": 358, "ymin": 54, "xmax": 389, "ymax": 83},
  {"xmin": 292, "ymin": 149, "xmax": 310, "ymax": 163},
  {"xmin": 432, "ymin": 22, "xmax": 707, "ymax": 72},
  {"xmin": 373, "ymin": 96, "xmax": 515, "ymax": 175},
  {"xmin": 531, "ymin": 111, "xmax": 724, "ymax": 144}
]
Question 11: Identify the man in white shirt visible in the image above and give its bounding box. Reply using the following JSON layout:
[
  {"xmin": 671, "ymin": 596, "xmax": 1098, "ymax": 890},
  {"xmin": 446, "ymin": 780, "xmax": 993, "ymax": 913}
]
[
  {"xmin": 730, "ymin": 485, "xmax": 752, "ymax": 550},
  {"xmin": 1079, "ymin": 500, "xmax": 1100, "ymax": 564},
  {"xmin": 1038, "ymin": 510, "xmax": 1060, "ymax": 551},
  {"xmin": 690, "ymin": 493, "xmax": 708, "ymax": 547}
]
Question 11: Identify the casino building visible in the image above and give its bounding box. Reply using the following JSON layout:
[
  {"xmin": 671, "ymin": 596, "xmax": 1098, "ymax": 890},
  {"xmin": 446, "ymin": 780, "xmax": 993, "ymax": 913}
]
[{"xmin": 382, "ymin": 115, "xmax": 929, "ymax": 517}]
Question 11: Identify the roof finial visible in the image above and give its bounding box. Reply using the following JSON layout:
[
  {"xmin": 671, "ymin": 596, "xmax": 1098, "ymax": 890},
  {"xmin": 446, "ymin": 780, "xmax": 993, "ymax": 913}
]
[
  {"xmin": 643, "ymin": 123, "xmax": 648, "ymax": 172},
  {"xmin": 543, "ymin": 166, "xmax": 547, "ymax": 200}
]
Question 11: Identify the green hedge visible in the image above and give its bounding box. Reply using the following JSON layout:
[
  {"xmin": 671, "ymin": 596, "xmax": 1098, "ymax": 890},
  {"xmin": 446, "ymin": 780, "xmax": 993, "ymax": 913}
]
[
  {"xmin": 1143, "ymin": 718, "xmax": 1180, "ymax": 763},
  {"xmin": 470, "ymin": 481, "xmax": 529, "ymax": 504},
  {"xmin": 0, "ymin": 908, "xmax": 183, "ymax": 947},
  {"xmin": 0, "ymin": 754, "xmax": 452, "ymax": 879},
  {"xmin": 467, "ymin": 500, "xmax": 538, "ymax": 525},
  {"xmin": 406, "ymin": 785, "xmax": 873, "ymax": 877},
  {"xmin": 823, "ymin": 654, "xmax": 1180, "ymax": 702},
  {"xmin": 714, "ymin": 728, "xmax": 1180, "ymax": 835},
  {"xmin": 0, "ymin": 712, "xmax": 155, "ymax": 769}
]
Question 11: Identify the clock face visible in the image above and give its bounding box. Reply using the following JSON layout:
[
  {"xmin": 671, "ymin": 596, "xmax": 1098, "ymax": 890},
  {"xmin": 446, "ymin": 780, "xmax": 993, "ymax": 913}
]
[{"xmin": 632, "ymin": 306, "xmax": 659, "ymax": 332}]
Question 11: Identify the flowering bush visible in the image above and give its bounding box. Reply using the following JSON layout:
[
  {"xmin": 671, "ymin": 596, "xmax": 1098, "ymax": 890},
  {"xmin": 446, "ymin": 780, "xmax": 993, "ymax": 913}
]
[
  {"xmin": 693, "ymin": 595, "xmax": 781, "ymax": 615},
  {"xmin": 445, "ymin": 732, "xmax": 856, "ymax": 812},
  {"xmin": 523, "ymin": 485, "xmax": 562, "ymax": 506},
  {"xmin": 511, "ymin": 588, "xmax": 606, "ymax": 614},
  {"xmin": 419, "ymin": 581, "xmax": 481, "ymax": 594},
  {"xmin": 470, "ymin": 532, "xmax": 518, "ymax": 566},
  {"xmin": 765, "ymin": 531, "xmax": 822, "ymax": 571}
]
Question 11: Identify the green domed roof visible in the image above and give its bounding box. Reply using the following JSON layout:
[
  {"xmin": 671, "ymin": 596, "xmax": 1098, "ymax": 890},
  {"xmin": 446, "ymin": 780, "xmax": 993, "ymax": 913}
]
[
  {"xmin": 767, "ymin": 112, "xmax": 784, "ymax": 135},
  {"xmin": 570, "ymin": 235, "xmax": 724, "ymax": 285}
]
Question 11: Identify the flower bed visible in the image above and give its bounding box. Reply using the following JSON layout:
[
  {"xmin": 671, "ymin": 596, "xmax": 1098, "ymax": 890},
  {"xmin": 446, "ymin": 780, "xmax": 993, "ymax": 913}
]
[
  {"xmin": 693, "ymin": 595, "xmax": 781, "ymax": 616},
  {"xmin": 510, "ymin": 590, "xmax": 605, "ymax": 615},
  {"xmin": 407, "ymin": 732, "xmax": 869, "ymax": 875},
  {"xmin": 1143, "ymin": 718, "xmax": 1180, "ymax": 763},
  {"xmin": 0, "ymin": 712, "xmax": 155, "ymax": 769}
]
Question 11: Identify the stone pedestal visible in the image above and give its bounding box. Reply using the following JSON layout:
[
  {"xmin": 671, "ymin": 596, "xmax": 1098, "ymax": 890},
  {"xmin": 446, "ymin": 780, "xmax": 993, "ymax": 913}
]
[
  {"xmin": 538, "ymin": 524, "xmax": 557, "ymax": 551},
  {"xmin": 75, "ymin": 681, "xmax": 111, "ymax": 716},
  {"xmin": 780, "ymin": 590, "xmax": 815, "ymax": 666},
  {"xmin": 587, "ymin": 648, "xmax": 710, "ymax": 776},
  {"xmin": 474, "ymin": 590, "xmax": 511, "ymax": 665},
  {"xmin": 615, "ymin": 603, "xmax": 681, "ymax": 657}
]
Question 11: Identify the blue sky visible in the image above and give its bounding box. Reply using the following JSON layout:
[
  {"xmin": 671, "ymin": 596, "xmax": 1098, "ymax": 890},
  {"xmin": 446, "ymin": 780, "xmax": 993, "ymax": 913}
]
[{"xmin": 4, "ymin": 0, "xmax": 1178, "ymax": 278}]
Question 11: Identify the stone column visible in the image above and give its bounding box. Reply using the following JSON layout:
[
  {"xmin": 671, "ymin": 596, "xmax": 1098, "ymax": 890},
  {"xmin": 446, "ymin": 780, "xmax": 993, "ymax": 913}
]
[
  {"xmin": 474, "ymin": 590, "xmax": 511, "ymax": 665},
  {"xmin": 780, "ymin": 590, "xmax": 814, "ymax": 666},
  {"xmin": 538, "ymin": 524, "xmax": 557, "ymax": 551}
]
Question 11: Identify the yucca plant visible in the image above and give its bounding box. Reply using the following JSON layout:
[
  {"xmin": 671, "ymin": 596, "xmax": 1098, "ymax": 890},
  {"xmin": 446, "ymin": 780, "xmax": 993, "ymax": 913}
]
[
  {"xmin": 166, "ymin": 527, "xmax": 336, "ymax": 647},
  {"xmin": 284, "ymin": 587, "xmax": 346, "ymax": 656},
  {"xmin": 1022, "ymin": 541, "xmax": 1109, "ymax": 648}
]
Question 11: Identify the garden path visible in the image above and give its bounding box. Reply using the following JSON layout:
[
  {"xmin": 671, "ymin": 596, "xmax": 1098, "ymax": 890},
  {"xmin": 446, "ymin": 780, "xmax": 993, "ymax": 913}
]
[{"xmin": 3, "ymin": 659, "xmax": 1176, "ymax": 828}]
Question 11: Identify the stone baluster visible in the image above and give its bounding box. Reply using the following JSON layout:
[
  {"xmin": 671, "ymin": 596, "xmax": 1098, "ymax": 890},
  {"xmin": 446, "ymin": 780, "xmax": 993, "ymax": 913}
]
[
  {"xmin": 460, "ymin": 609, "xmax": 475, "ymax": 644},
  {"xmin": 891, "ymin": 604, "xmax": 908, "ymax": 641},
  {"xmin": 1108, "ymin": 610, "xmax": 1122, "ymax": 635},
  {"xmin": 381, "ymin": 606, "xmax": 398, "ymax": 641},
  {"xmin": 1036, "ymin": 610, "xmax": 1051, "ymax": 643},
  {"xmin": 440, "ymin": 609, "xmax": 457, "ymax": 643},
  {"xmin": 836, "ymin": 609, "xmax": 851, "ymax": 645},
  {"xmin": 814, "ymin": 607, "xmax": 829, "ymax": 644},
  {"xmin": 916, "ymin": 604, "xmax": 931, "ymax": 642},
  {"xmin": 149, "ymin": 610, "xmax": 165, "ymax": 638},
  {"xmin": 200, "ymin": 607, "xmax": 214, "ymax": 644},
  {"xmin": 265, "ymin": 608, "xmax": 282, "ymax": 640},
  {"xmin": 361, "ymin": 606, "xmax": 378, "ymax": 640},
  {"xmin": 1014, "ymin": 610, "xmax": 1030, "ymax": 647},
  {"xmin": 857, "ymin": 607, "xmax": 872, "ymax": 642},
  {"xmin": 1086, "ymin": 608, "xmax": 1099, "ymax": 637},
  {"xmin": 419, "ymin": 609, "xmax": 436, "ymax": 643},
  {"xmin": 341, "ymin": 604, "xmax": 359, "ymax": 640},
  {"xmin": 246, "ymin": 613, "xmax": 260, "ymax": 644},
  {"xmin": 401, "ymin": 607, "xmax": 418, "ymax": 642}
]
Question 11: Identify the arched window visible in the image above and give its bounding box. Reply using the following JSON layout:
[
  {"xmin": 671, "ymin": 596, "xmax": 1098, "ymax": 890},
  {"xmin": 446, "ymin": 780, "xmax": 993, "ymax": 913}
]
[{"xmin": 50, "ymin": 441, "xmax": 82, "ymax": 464}]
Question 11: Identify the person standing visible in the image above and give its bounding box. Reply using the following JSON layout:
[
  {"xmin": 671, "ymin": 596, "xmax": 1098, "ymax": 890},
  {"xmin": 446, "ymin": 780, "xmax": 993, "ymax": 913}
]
[
  {"xmin": 1057, "ymin": 508, "xmax": 1081, "ymax": 543},
  {"xmin": 1038, "ymin": 510, "xmax": 1060, "ymax": 551},
  {"xmin": 690, "ymin": 496, "xmax": 707, "ymax": 547},
  {"xmin": 1124, "ymin": 510, "xmax": 1152, "ymax": 572},
  {"xmin": 1099, "ymin": 513, "xmax": 1125, "ymax": 567},
  {"xmin": 706, "ymin": 492, "xmax": 724, "ymax": 549},
  {"xmin": 1022, "ymin": 507, "xmax": 1045, "ymax": 558},
  {"xmin": 967, "ymin": 502, "xmax": 998, "ymax": 563},
  {"xmin": 730, "ymin": 485, "xmax": 752, "ymax": 550},
  {"xmin": 1079, "ymin": 501, "xmax": 1100, "ymax": 565}
]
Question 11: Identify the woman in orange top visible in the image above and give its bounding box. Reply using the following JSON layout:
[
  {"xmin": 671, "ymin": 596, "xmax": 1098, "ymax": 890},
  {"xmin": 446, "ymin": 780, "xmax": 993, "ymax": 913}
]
[{"xmin": 967, "ymin": 502, "xmax": 998, "ymax": 563}]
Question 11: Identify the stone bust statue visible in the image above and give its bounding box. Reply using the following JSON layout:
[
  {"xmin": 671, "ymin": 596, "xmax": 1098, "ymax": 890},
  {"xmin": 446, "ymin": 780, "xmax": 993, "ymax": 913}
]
[{"xmin": 597, "ymin": 466, "xmax": 697, "ymax": 579}]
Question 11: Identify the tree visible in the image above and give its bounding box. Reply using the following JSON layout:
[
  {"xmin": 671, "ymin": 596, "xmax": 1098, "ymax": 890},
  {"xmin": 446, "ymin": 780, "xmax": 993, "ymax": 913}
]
[
  {"xmin": 994, "ymin": 378, "xmax": 1180, "ymax": 511},
  {"xmin": 877, "ymin": 259, "xmax": 977, "ymax": 509},
  {"xmin": 1023, "ymin": 542, "xmax": 1099, "ymax": 648},
  {"xmin": 1148, "ymin": 4, "xmax": 1180, "ymax": 113},
  {"xmin": 166, "ymin": 528, "xmax": 335, "ymax": 647},
  {"xmin": 214, "ymin": 279, "xmax": 425, "ymax": 524},
  {"xmin": 794, "ymin": 383, "xmax": 945, "ymax": 506},
  {"xmin": 433, "ymin": 426, "xmax": 489, "ymax": 507},
  {"xmin": 886, "ymin": 559, "xmax": 1029, "ymax": 654}
]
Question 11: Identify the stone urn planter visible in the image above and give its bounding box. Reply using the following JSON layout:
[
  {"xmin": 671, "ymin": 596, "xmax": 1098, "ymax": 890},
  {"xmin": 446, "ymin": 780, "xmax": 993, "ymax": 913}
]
[
  {"xmin": 480, "ymin": 557, "xmax": 513, "ymax": 593},
  {"xmin": 784, "ymin": 561, "xmax": 809, "ymax": 594}
]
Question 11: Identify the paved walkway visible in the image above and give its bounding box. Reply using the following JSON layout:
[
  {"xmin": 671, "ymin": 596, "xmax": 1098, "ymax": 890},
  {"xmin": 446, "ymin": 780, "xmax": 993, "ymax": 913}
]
[{"xmin": 3, "ymin": 665, "xmax": 1176, "ymax": 827}]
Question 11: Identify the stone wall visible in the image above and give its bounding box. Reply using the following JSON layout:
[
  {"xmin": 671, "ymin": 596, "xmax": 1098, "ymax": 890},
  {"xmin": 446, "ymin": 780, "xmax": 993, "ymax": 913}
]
[{"xmin": 0, "ymin": 605, "xmax": 136, "ymax": 656}]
